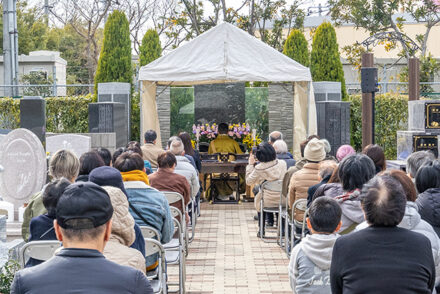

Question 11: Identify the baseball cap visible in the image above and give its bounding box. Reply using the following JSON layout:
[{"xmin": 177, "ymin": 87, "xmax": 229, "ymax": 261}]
[{"xmin": 56, "ymin": 182, "xmax": 114, "ymax": 230}]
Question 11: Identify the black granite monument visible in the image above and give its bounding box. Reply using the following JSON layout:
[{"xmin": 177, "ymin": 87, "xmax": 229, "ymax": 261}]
[
  {"xmin": 194, "ymin": 83, "xmax": 245, "ymax": 125},
  {"xmin": 20, "ymin": 96, "xmax": 46, "ymax": 144}
]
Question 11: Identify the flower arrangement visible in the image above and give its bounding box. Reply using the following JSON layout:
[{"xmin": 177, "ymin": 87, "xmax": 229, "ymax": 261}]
[{"xmin": 192, "ymin": 123, "xmax": 262, "ymax": 151}]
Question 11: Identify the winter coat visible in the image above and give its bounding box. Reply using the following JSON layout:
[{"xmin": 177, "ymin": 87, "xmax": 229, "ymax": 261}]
[
  {"xmin": 277, "ymin": 153, "xmax": 296, "ymax": 169},
  {"xmin": 307, "ymin": 175, "xmax": 331, "ymax": 206},
  {"xmin": 335, "ymin": 190, "xmax": 364, "ymax": 234},
  {"xmin": 22, "ymin": 190, "xmax": 46, "ymax": 242},
  {"xmin": 417, "ymin": 188, "xmax": 440, "ymax": 238},
  {"xmin": 289, "ymin": 162, "xmax": 320, "ymax": 221},
  {"xmin": 357, "ymin": 201, "xmax": 440, "ymax": 282},
  {"xmin": 75, "ymin": 174, "xmax": 89, "ymax": 182},
  {"xmin": 26, "ymin": 214, "xmax": 57, "ymax": 267},
  {"xmin": 312, "ymin": 183, "xmax": 344, "ymax": 201},
  {"xmin": 141, "ymin": 143, "xmax": 165, "ymax": 168},
  {"xmin": 246, "ymin": 160, "xmax": 287, "ymax": 212},
  {"xmin": 289, "ymin": 233, "xmax": 339, "ymax": 294},
  {"xmin": 175, "ymin": 156, "xmax": 200, "ymax": 198},
  {"xmin": 102, "ymin": 186, "xmax": 146, "ymax": 274},
  {"xmin": 123, "ymin": 180, "xmax": 173, "ymax": 269}
]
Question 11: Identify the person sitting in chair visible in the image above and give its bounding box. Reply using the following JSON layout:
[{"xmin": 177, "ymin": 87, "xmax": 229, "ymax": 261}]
[{"xmin": 208, "ymin": 123, "xmax": 243, "ymax": 155}]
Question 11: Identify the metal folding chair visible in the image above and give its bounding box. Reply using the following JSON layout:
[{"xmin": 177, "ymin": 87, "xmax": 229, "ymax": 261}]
[
  {"xmin": 144, "ymin": 238, "xmax": 168, "ymax": 294},
  {"xmin": 278, "ymin": 186, "xmax": 288, "ymax": 248},
  {"xmin": 162, "ymin": 191, "xmax": 189, "ymax": 252},
  {"xmin": 259, "ymin": 180, "xmax": 283, "ymax": 243},
  {"xmin": 19, "ymin": 240, "xmax": 62, "ymax": 268},
  {"xmin": 285, "ymin": 198, "xmax": 308, "ymax": 257}
]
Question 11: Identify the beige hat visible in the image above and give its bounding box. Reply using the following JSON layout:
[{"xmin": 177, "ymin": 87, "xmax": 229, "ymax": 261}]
[{"xmin": 304, "ymin": 138, "xmax": 326, "ymax": 162}]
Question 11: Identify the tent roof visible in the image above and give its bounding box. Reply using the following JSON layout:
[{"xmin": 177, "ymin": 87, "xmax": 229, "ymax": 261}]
[{"xmin": 139, "ymin": 22, "xmax": 311, "ymax": 84}]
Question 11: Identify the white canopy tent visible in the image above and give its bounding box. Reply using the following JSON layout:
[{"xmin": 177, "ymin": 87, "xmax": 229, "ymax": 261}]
[{"xmin": 138, "ymin": 22, "xmax": 316, "ymax": 159}]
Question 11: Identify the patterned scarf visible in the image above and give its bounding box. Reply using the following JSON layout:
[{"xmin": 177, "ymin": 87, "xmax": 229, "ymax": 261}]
[
  {"xmin": 335, "ymin": 189, "xmax": 361, "ymax": 203},
  {"xmin": 120, "ymin": 170, "xmax": 150, "ymax": 185}
]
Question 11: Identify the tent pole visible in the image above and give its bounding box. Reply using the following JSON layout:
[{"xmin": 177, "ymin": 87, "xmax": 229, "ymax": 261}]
[
  {"xmin": 139, "ymin": 80, "xmax": 143, "ymax": 142},
  {"xmin": 306, "ymin": 82, "xmax": 310, "ymax": 136}
]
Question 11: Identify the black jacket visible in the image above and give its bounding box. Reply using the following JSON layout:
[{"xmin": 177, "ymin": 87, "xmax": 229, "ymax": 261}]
[
  {"xmin": 417, "ymin": 188, "xmax": 440, "ymax": 238},
  {"xmin": 330, "ymin": 226, "xmax": 435, "ymax": 294},
  {"xmin": 26, "ymin": 214, "xmax": 57, "ymax": 267},
  {"xmin": 11, "ymin": 248, "xmax": 153, "ymax": 294}
]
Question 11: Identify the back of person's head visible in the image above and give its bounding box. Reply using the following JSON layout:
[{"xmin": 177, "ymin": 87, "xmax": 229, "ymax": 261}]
[
  {"xmin": 112, "ymin": 147, "xmax": 126, "ymax": 165},
  {"xmin": 89, "ymin": 166, "xmax": 127, "ymax": 197},
  {"xmin": 300, "ymin": 135, "xmax": 320, "ymax": 158},
  {"xmin": 269, "ymin": 131, "xmax": 283, "ymax": 144},
  {"xmin": 363, "ymin": 144, "xmax": 386, "ymax": 174},
  {"xmin": 255, "ymin": 142, "xmax": 277, "ymax": 163},
  {"xmin": 304, "ymin": 138, "xmax": 326, "ymax": 162},
  {"xmin": 381, "ymin": 169, "xmax": 417, "ymax": 202},
  {"xmin": 339, "ymin": 154, "xmax": 376, "ymax": 191},
  {"xmin": 273, "ymin": 140, "xmax": 288, "ymax": 154},
  {"xmin": 415, "ymin": 160, "xmax": 440, "ymax": 194},
  {"xmin": 318, "ymin": 160, "xmax": 338, "ymax": 180},
  {"xmin": 218, "ymin": 123, "xmax": 229, "ymax": 134},
  {"xmin": 336, "ymin": 145, "xmax": 356, "ymax": 162},
  {"xmin": 78, "ymin": 151, "xmax": 105, "ymax": 176},
  {"xmin": 170, "ymin": 139, "xmax": 184, "ymax": 156},
  {"xmin": 144, "ymin": 130, "xmax": 157, "ymax": 143},
  {"xmin": 94, "ymin": 148, "xmax": 112, "ymax": 166},
  {"xmin": 328, "ymin": 165, "xmax": 341, "ymax": 183},
  {"xmin": 126, "ymin": 144, "xmax": 143, "ymax": 158},
  {"xmin": 43, "ymin": 178, "xmax": 71, "ymax": 216},
  {"xmin": 407, "ymin": 150, "xmax": 436, "ymax": 178},
  {"xmin": 167, "ymin": 136, "xmax": 180, "ymax": 149},
  {"xmin": 49, "ymin": 149, "xmax": 80, "ymax": 181},
  {"xmin": 113, "ymin": 152, "xmax": 144, "ymax": 172},
  {"xmin": 361, "ymin": 175, "xmax": 406, "ymax": 226},
  {"xmin": 157, "ymin": 151, "xmax": 177, "ymax": 169},
  {"xmin": 321, "ymin": 139, "xmax": 331, "ymax": 154},
  {"xmin": 56, "ymin": 182, "xmax": 113, "ymax": 242},
  {"xmin": 179, "ymin": 132, "xmax": 195, "ymax": 157},
  {"xmin": 308, "ymin": 197, "xmax": 342, "ymax": 233}
]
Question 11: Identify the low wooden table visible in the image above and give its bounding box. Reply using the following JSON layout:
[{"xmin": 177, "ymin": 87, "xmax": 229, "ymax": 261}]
[{"xmin": 201, "ymin": 160, "xmax": 248, "ymax": 204}]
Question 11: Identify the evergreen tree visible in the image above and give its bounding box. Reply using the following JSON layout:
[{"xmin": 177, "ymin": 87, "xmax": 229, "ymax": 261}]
[
  {"xmin": 283, "ymin": 29, "xmax": 309, "ymax": 67},
  {"xmin": 139, "ymin": 29, "xmax": 162, "ymax": 67},
  {"xmin": 311, "ymin": 22, "xmax": 347, "ymax": 100},
  {"xmin": 94, "ymin": 10, "xmax": 132, "ymax": 91}
]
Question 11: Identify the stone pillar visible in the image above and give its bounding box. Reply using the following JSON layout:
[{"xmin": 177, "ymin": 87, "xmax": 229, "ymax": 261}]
[
  {"xmin": 20, "ymin": 96, "xmax": 46, "ymax": 145},
  {"xmin": 157, "ymin": 86, "xmax": 171, "ymax": 147},
  {"xmin": 408, "ymin": 57, "xmax": 420, "ymax": 101},
  {"xmin": 361, "ymin": 53, "xmax": 374, "ymax": 149},
  {"xmin": 268, "ymin": 83, "xmax": 294, "ymax": 148}
]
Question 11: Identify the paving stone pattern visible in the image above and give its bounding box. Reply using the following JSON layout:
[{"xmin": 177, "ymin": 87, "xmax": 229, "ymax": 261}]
[{"xmin": 180, "ymin": 202, "xmax": 291, "ymax": 294}]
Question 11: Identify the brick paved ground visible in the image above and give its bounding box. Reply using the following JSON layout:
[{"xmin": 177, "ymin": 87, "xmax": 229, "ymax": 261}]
[{"xmin": 181, "ymin": 202, "xmax": 291, "ymax": 294}]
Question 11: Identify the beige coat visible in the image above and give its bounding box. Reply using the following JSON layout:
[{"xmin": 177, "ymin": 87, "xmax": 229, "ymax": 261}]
[
  {"xmin": 288, "ymin": 162, "xmax": 320, "ymax": 221},
  {"xmin": 102, "ymin": 186, "xmax": 146, "ymax": 274},
  {"xmin": 246, "ymin": 160, "xmax": 287, "ymax": 212},
  {"xmin": 141, "ymin": 143, "xmax": 165, "ymax": 168}
]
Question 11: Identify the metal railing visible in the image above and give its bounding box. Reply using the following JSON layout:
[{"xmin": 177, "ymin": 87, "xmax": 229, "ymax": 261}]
[
  {"xmin": 346, "ymin": 82, "xmax": 440, "ymax": 98},
  {"xmin": 0, "ymin": 84, "xmax": 94, "ymax": 97}
]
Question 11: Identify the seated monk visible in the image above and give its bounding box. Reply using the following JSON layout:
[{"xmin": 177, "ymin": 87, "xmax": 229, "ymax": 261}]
[{"xmin": 208, "ymin": 123, "xmax": 243, "ymax": 155}]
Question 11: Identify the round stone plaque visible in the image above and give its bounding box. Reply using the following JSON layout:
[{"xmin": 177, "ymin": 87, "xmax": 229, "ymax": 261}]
[{"xmin": 0, "ymin": 129, "xmax": 47, "ymax": 209}]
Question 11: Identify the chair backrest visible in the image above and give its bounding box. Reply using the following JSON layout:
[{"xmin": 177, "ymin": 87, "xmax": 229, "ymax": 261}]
[
  {"xmin": 199, "ymin": 142, "xmax": 210, "ymax": 153},
  {"xmin": 261, "ymin": 180, "xmax": 283, "ymax": 193},
  {"xmin": 20, "ymin": 240, "xmax": 62, "ymax": 268},
  {"xmin": 162, "ymin": 191, "xmax": 185, "ymax": 212},
  {"xmin": 140, "ymin": 226, "xmax": 160, "ymax": 240}
]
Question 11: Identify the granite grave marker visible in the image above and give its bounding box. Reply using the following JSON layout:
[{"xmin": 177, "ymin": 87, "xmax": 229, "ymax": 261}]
[
  {"xmin": 89, "ymin": 102, "xmax": 127, "ymax": 148},
  {"xmin": 46, "ymin": 134, "xmax": 91, "ymax": 158},
  {"xmin": 20, "ymin": 96, "xmax": 46, "ymax": 144},
  {"xmin": 0, "ymin": 129, "xmax": 47, "ymax": 214}
]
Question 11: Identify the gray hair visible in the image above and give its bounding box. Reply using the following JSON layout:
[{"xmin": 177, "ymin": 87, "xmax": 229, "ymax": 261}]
[
  {"xmin": 269, "ymin": 131, "xmax": 283, "ymax": 143},
  {"xmin": 273, "ymin": 140, "xmax": 288, "ymax": 154},
  {"xmin": 49, "ymin": 149, "xmax": 80, "ymax": 180},
  {"xmin": 170, "ymin": 139, "xmax": 184, "ymax": 155},
  {"xmin": 318, "ymin": 160, "xmax": 337, "ymax": 179},
  {"xmin": 321, "ymin": 139, "xmax": 331, "ymax": 154},
  {"xmin": 167, "ymin": 136, "xmax": 181, "ymax": 149},
  {"xmin": 407, "ymin": 151, "xmax": 436, "ymax": 178}
]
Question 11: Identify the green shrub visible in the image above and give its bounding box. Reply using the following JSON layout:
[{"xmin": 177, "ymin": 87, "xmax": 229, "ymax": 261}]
[
  {"xmin": 349, "ymin": 93, "xmax": 408, "ymax": 159},
  {"xmin": 311, "ymin": 22, "xmax": 347, "ymax": 100},
  {"xmin": 139, "ymin": 29, "xmax": 162, "ymax": 67},
  {"xmin": 131, "ymin": 92, "xmax": 140, "ymax": 142},
  {"xmin": 283, "ymin": 29, "xmax": 309, "ymax": 67},
  {"xmin": 0, "ymin": 259, "xmax": 20, "ymax": 293},
  {"xmin": 0, "ymin": 98, "xmax": 20, "ymax": 129}
]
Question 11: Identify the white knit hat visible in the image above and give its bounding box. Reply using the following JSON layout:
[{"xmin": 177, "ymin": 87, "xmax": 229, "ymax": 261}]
[{"xmin": 304, "ymin": 138, "xmax": 326, "ymax": 162}]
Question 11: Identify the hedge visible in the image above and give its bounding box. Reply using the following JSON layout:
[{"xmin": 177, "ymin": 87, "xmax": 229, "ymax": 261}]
[{"xmin": 349, "ymin": 93, "xmax": 408, "ymax": 159}]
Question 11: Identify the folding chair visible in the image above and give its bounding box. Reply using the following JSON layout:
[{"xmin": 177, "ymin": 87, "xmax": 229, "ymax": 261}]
[
  {"xmin": 19, "ymin": 240, "xmax": 62, "ymax": 268},
  {"xmin": 162, "ymin": 191, "xmax": 189, "ymax": 252},
  {"xmin": 286, "ymin": 198, "xmax": 308, "ymax": 256},
  {"xmin": 144, "ymin": 238, "xmax": 168, "ymax": 294},
  {"xmin": 278, "ymin": 186, "xmax": 288, "ymax": 248},
  {"xmin": 259, "ymin": 180, "xmax": 283, "ymax": 243}
]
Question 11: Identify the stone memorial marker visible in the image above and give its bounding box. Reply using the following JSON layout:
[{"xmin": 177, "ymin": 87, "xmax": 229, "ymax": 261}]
[
  {"xmin": 46, "ymin": 134, "xmax": 91, "ymax": 158},
  {"xmin": 313, "ymin": 82, "xmax": 342, "ymax": 102},
  {"xmin": 20, "ymin": 96, "xmax": 46, "ymax": 144},
  {"xmin": 89, "ymin": 102, "xmax": 127, "ymax": 148},
  {"xmin": 0, "ymin": 129, "xmax": 47, "ymax": 214},
  {"xmin": 194, "ymin": 83, "xmax": 245, "ymax": 125}
]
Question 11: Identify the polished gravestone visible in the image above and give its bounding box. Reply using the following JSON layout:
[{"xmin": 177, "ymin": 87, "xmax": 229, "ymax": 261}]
[
  {"xmin": 316, "ymin": 101, "xmax": 350, "ymax": 156},
  {"xmin": 194, "ymin": 83, "xmax": 245, "ymax": 125},
  {"xmin": 0, "ymin": 129, "xmax": 47, "ymax": 215},
  {"xmin": 20, "ymin": 96, "xmax": 46, "ymax": 144},
  {"xmin": 89, "ymin": 102, "xmax": 127, "ymax": 148},
  {"xmin": 408, "ymin": 100, "xmax": 440, "ymax": 132},
  {"xmin": 397, "ymin": 131, "xmax": 439, "ymax": 160},
  {"xmin": 46, "ymin": 134, "xmax": 91, "ymax": 158},
  {"xmin": 98, "ymin": 83, "xmax": 131, "ymax": 139}
]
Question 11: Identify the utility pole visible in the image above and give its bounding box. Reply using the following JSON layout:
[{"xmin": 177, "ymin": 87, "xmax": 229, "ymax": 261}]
[
  {"xmin": 2, "ymin": 0, "xmax": 19, "ymax": 97},
  {"xmin": 44, "ymin": 0, "xmax": 50, "ymax": 25}
]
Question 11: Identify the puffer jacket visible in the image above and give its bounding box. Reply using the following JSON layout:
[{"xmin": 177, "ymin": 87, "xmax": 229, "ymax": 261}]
[
  {"xmin": 124, "ymin": 181, "xmax": 173, "ymax": 268},
  {"xmin": 312, "ymin": 183, "xmax": 344, "ymax": 201},
  {"xmin": 288, "ymin": 233, "xmax": 339, "ymax": 294},
  {"xmin": 102, "ymin": 186, "xmax": 146, "ymax": 274},
  {"xmin": 356, "ymin": 201, "xmax": 440, "ymax": 282},
  {"xmin": 289, "ymin": 162, "xmax": 320, "ymax": 221},
  {"xmin": 246, "ymin": 160, "xmax": 287, "ymax": 212},
  {"xmin": 417, "ymin": 188, "xmax": 440, "ymax": 238}
]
